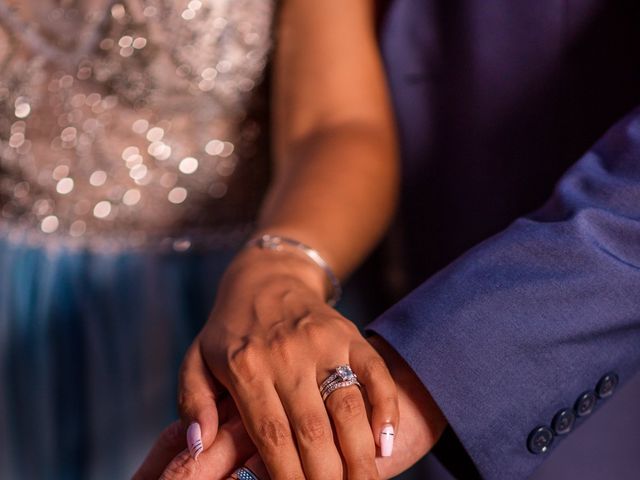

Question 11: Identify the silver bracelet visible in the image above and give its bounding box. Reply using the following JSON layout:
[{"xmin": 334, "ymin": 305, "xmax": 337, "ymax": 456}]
[{"xmin": 246, "ymin": 234, "xmax": 342, "ymax": 306}]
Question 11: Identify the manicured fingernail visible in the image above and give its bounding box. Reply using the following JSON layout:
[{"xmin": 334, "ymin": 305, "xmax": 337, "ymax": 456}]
[
  {"xmin": 380, "ymin": 424, "xmax": 395, "ymax": 457},
  {"xmin": 187, "ymin": 422, "xmax": 203, "ymax": 460}
]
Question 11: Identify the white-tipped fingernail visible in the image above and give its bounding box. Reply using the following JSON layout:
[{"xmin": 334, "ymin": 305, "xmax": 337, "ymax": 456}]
[
  {"xmin": 380, "ymin": 424, "xmax": 395, "ymax": 457},
  {"xmin": 187, "ymin": 422, "xmax": 203, "ymax": 460}
]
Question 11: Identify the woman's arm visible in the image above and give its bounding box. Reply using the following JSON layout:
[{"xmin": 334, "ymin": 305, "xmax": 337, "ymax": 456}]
[
  {"xmin": 262, "ymin": 0, "xmax": 399, "ymax": 278},
  {"xmin": 177, "ymin": 2, "xmax": 400, "ymax": 479}
]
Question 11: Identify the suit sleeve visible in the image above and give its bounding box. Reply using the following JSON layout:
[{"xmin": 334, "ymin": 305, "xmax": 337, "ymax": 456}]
[{"xmin": 367, "ymin": 106, "xmax": 640, "ymax": 479}]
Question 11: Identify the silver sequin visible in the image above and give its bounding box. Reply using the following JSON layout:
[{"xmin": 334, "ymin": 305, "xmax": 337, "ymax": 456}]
[{"xmin": 0, "ymin": 0, "xmax": 273, "ymax": 246}]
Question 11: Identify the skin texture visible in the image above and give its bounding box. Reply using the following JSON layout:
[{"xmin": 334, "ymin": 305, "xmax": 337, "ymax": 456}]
[
  {"xmin": 133, "ymin": 336, "xmax": 448, "ymax": 480},
  {"xmin": 175, "ymin": 1, "xmax": 401, "ymax": 479},
  {"xmin": 180, "ymin": 250, "xmax": 400, "ymax": 479}
]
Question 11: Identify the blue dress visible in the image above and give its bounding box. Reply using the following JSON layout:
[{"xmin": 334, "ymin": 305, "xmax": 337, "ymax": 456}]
[{"xmin": 0, "ymin": 233, "xmax": 238, "ymax": 479}]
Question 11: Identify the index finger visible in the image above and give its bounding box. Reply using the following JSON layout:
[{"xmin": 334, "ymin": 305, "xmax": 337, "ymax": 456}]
[{"xmin": 178, "ymin": 340, "xmax": 221, "ymax": 458}]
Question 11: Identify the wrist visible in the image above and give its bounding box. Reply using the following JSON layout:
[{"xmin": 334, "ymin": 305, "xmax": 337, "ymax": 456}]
[
  {"xmin": 228, "ymin": 244, "xmax": 329, "ymax": 302},
  {"xmin": 244, "ymin": 233, "xmax": 342, "ymax": 305}
]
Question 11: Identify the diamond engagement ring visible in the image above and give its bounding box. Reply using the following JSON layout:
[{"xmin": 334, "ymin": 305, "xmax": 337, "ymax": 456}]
[
  {"xmin": 319, "ymin": 365, "xmax": 361, "ymax": 401},
  {"xmin": 230, "ymin": 466, "xmax": 260, "ymax": 480}
]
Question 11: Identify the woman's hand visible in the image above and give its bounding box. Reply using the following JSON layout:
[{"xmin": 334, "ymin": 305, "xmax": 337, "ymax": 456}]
[
  {"xmin": 178, "ymin": 246, "xmax": 399, "ymax": 479},
  {"xmin": 135, "ymin": 335, "xmax": 446, "ymax": 480},
  {"xmin": 224, "ymin": 335, "xmax": 447, "ymax": 480}
]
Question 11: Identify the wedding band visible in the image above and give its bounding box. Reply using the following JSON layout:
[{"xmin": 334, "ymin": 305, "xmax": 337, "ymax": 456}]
[
  {"xmin": 230, "ymin": 466, "xmax": 260, "ymax": 480},
  {"xmin": 321, "ymin": 378, "xmax": 361, "ymax": 401},
  {"xmin": 319, "ymin": 365, "xmax": 361, "ymax": 401}
]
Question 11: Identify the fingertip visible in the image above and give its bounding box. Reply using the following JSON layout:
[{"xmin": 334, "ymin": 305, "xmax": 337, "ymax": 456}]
[
  {"xmin": 379, "ymin": 423, "xmax": 395, "ymax": 457},
  {"xmin": 186, "ymin": 422, "xmax": 204, "ymax": 460},
  {"xmin": 371, "ymin": 399, "xmax": 399, "ymax": 440}
]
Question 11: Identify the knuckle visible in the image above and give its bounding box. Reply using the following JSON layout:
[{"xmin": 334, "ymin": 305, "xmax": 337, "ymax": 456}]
[
  {"xmin": 296, "ymin": 314, "xmax": 325, "ymax": 337},
  {"xmin": 362, "ymin": 356, "xmax": 388, "ymax": 378},
  {"xmin": 299, "ymin": 314, "xmax": 354, "ymax": 352},
  {"xmin": 354, "ymin": 471, "xmax": 378, "ymax": 480},
  {"xmin": 256, "ymin": 416, "xmax": 292, "ymax": 449},
  {"xmin": 339, "ymin": 317, "xmax": 361, "ymax": 335},
  {"xmin": 381, "ymin": 393, "xmax": 399, "ymax": 407},
  {"xmin": 350, "ymin": 471, "xmax": 378, "ymax": 480},
  {"xmin": 227, "ymin": 338, "xmax": 262, "ymax": 382},
  {"xmin": 283, "ymin": 474, "xmax": 305, "ymax": 480},
  {"xmin": 297, "ymin": 412, "xmax": 330, "ymax": 444},
  {"xmin": 349, "ymin": 454, "xmax": 378, "ymax": 480},
  {"xmin": 159, "ymin": 451, "xmax": 198, "ymax": 479},
  {"xmin": 333, "ymin": 392, "xmax": 365, "ymax": 421},
  {"xmin": 267, "ymin": 326, "xmax": 295, "ymax": 362},
  {"xmin": 177, "ymin": 390, "xmax": 215, "ymax": 417}
]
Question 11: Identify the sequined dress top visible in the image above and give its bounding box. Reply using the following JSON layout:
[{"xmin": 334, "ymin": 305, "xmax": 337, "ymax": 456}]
[{"xmin": 0, "ymin": 0, "xmax": 273, "ymax": 249}]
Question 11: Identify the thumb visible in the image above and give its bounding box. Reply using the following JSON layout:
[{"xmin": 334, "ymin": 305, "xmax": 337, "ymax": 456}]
[{"xmin": 178, "ymin": 339, "xmax": 221, "ymax": 460}]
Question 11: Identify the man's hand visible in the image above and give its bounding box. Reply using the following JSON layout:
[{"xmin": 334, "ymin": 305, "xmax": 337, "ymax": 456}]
[{"xmin": 134, "ymin": 335, "xmax": 447, "ymax": 479}]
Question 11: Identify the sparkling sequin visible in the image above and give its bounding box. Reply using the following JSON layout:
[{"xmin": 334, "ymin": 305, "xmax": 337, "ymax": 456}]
[
  {"xmin": 89, "ymin": 171, "xmax": 108, "ymax": 187},
  {"xmin": 56, "ymin": 177, "xmax": 74, "ymax": 195},
  {"xmin": 182, "ymin": 9, "xmax": 196, "ymax": 20},
  {"xmin": 122, "ymin": 189, "xmax": 141, "ymax": 206},
  {"xmin": 122, "ymin": 146, "xmax": 140, "ymax": 160},
  {"xmin": 52, "ymin": 165, "xmax": 70, "ymax": 180},
  {"xmin": 168, "ymin": 187, "xmax": 187, "ymax": 204},
  {"xmin": 14, "ymin": 98, "xmax": 31, "ymax": 118},
  {"xmin": 132, "ymin": 37, "xmax": 147, "ymax": 49},
  {"xmin": 0, "ymin": 0, "xmax": 273, "ymax": 245},
  {"xmin": 132, "ymin": 119, "xmax": 149, "ymax": 134},
  {"xmin": 93, "ymin": 201, "xmax": 112, "ymax": 219},
  {"xmin": 126, "ymin": 154, "xmax": 144, "ymax": 167},
  {"xmin": 119, "ymin": 36, "xmax": 134, "ymax": 48},
  {"xmin": 205, "ymin": 139, "xmax": 224, "ymax": 155},
  {"xmin": 129, "ymin": 164, "xmax": 148, "ymax": 181},
  {"xmin": 173, "ymin": 237, "xmax": 192, "ymax": 251},
  {"xmin": 41, "ymin": 215, "xmax": 59, "ymax": 233},
  {"xmin": 9, "ymin": 133, "xmax": 25, "ymax": 148},
  {"xmin": 179, "ymin": 157, "xmax": 199, "ymax": 174},
  {"xmin": 146, "ymin": 127, "xmax": 164, "ymax": 142},
  {"xmin": 220, "ymin": 142, "xmax": 235, "ymax": 157},
  {"xmin": 69, "ymin": 219, "xmax": 87, "ymax": 237},
  {"xmin": 111, "ymin": 4, "xmax": 126, "ymax": 19}
]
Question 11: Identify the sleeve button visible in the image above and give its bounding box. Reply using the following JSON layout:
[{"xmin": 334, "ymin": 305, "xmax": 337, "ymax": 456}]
[
  {"xmin": 527, "ymin": 426, "xmax": 554, "ymax": 454},
  {"xmin": 574, "ymin": 391, "xmax": 597, "ymax": 417},
  {"xmin": 596, "ymin": 372, "xmax": 619, "ymax": 398},
  {"xmin": 551, "ymin": 408, "xmax": 576, "ymax": 435}
]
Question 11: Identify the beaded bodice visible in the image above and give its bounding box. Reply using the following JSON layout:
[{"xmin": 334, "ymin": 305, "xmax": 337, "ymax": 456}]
[{"xmin": 0, "ymin": 0, "xmax": 273, "ymax": 248}]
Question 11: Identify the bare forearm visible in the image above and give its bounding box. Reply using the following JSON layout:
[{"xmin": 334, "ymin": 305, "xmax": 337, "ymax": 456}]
[
  {"xmin": 257, "ymin": 122, "xmax": 398, "ymax": 279},
  {"xmin": 257, "ymin": 0, "xmax": 399, "ymax": 281}
]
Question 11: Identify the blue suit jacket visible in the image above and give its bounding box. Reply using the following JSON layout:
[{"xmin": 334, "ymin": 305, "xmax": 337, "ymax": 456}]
[{"xmin": 369, "ymin": 1, "xmax": 640, "ymax": 478}]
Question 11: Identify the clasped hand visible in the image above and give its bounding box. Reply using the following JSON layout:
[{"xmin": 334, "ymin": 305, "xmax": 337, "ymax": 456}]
[{"xmin": 135, "ymin": 247, "xmax": 446, "ymax": 479}]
